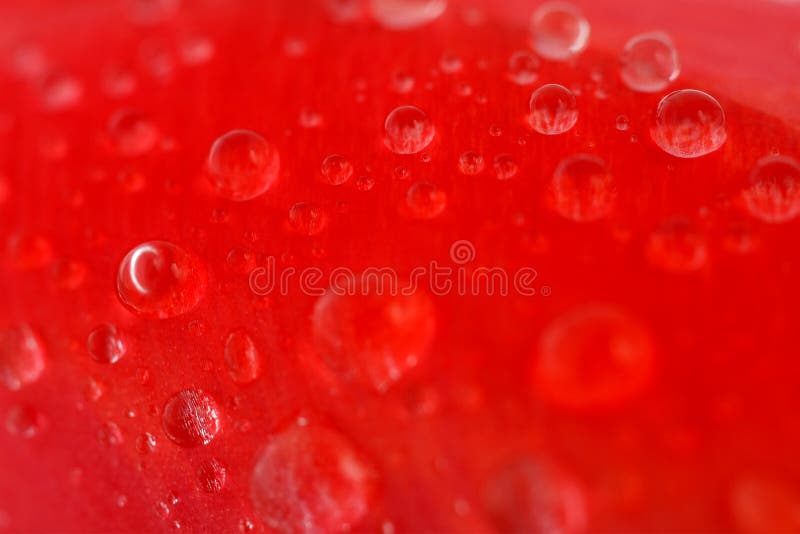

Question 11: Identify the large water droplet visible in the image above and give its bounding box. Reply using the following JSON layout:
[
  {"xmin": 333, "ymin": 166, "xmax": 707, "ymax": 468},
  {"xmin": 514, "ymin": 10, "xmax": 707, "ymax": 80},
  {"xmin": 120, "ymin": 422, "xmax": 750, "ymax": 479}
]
[
  {"xmin": 483, "ymin": 457, "xmax": 587, "ymax": 534},
  {"xmin": 321, "ymin": 154, "xmax": 354, "ymax": 185},
  {"xmin": 650, "ymin": 89, "xmax": 727, "ymax": 158},
  {"xmin": 312, "ymin": 288, "xmax": 436, "ymax": 393},
  {"xmin": 405, "ymin": 182, "xmax": 447, "ymax": 219},
  {"xmin": 620, "ymin": 32, "xmax": 680, "ymax": 93},
  {"xmin": 206, "ymin": 130, "xmax": 280, "ymax": 201},
  {"xmin": 551, "ymin": 155, "xmax": 616, "ymax": 221},
  {"xmin": 250, "ymin": 424, "xmax": 377, "ymax": 533},
  {"xmin": 162, "ymin": 389, "xmax": 221, "ymax": 447},
  {"xmin": 117, "ymin": 241, "xmax": 207, "ymax": 319},
  {"xmin": 370, "ymin": 0, "xmax": 447, "ymax": 30},
  {"xmin": 108, "ymin": 109, "xmax": 160, "ymax": 157},
  {"xmin": 530, "ymin": 2, "xmax": 590, "ymax": 62},
  {"xmin": 384, "ymin": 105, "xmax": 435, "ymax": 154},
  {"xmin": 0, "ymin": 325, "xmax": 46, "ymax": 391},
  {"xmin": 87, "ymin": 324, "xmax": 126, "ymax": 364},
  {"xmin": 742, "ymin": 155, "xmax": 800, "ymax": 224},
  {"xmin": 529, "ymin": 84, "xmax": 578, "ymax": 135},
  {"xmin": 533, "ymin": 305, "xmax": 654, "ymax": 409},
  {"xmin": 224, "ymin": 330, "xmax": 261, "ymax": 385}
]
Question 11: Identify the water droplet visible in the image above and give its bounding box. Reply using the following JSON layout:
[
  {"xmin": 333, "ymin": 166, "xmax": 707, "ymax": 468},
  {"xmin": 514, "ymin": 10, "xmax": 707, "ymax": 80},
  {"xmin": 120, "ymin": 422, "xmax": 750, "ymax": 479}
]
[
  {"xmin": 324, "ymin": 0, "xmax": 367, "ymax": 22},
  {"xmin": 355, "ymin": 175, "xmax": 376, "ymax": 191},
  {"xmin": 493, "ymin": 154, "xmax": 519, "ymax": 180},
  {"xmin": 103, "ymin": 66, "xmax": 137, "ymax": 98},
  {"xmin": 6, "ymin": 405, "xmax": 46, "ymax": 438},
  {"xmin": 0, "ymin": 325, "xmax": 46, "ymax": 391},
  {"xmin": 529, "ymin": 84, "xmax": 578, "ymax": 135},
  {"xmin": 136, "ymin": 432, "xmax": 158, "ymax": 454},
  {"xmin": 439, "ymin": 52, "xmax": 463, "ymax": 74},
  {"xmin": 488, "ymin": 124, "xmax": 503, "ymax": 137},
  {"xmin": 41, "ymin": 72, "xmax": 83, "ymax": 111},
  {"xmin": 615, "ymin": 115, "xmax": 630, "ymax": 131},
  {"xmin": 551, "ymin": 155, "xmax": 616, "ymax": 221},
  {"xmin": 405, "ymin": 182, "xmax": 447, "ymax": 219},
  {"xmin": 206, "ymin": 130, "xmax": 280, "ymax": 201},
  {"xmin": 390, "ymin": 68, "xmax": 415, "ymax": 94},
  {"xmin": 370, "ymin": 0, "xmax": 447, "ymax": 30},
  {"xmin": 116, "ymin": 241, "xmax": 207, "ymax": 319},
  {"xmin": 162, "ymin": 389, "xmax": 221, "ymax": 447},
  {"xmin": 250, "ymin": 424, "xmax": 377, "ymax": 532},
  {"xmin": 650, "ymin": 89, "xmax": 727, "ymax": 158},
  {"xmin": 87, "ymin": 324, "xmax": 126, "ymax": 364},
  {"xmin": 742, "ymin": 155, "xmax": 800, "ymax": 224},
  {"xmin": 458, "ymin": 151, "xmax": 485, "ymax": 175},
  {"xmin": 224, "ymin": 330, "xmax": 261, "ymax": 385},
  {"xmin": 6, "ymin": 231, "xmax": 54, "ymax": 270},
  {"xmin": 646, "ymin": 217, "xmax": 708, "ymax": 272},
  {"xmin": 179, "ymin": 36, "xmax": 215, "ymax": 65},
  {"xmin": 289, "ymin": 201, "xmax": 329, "ymax": 236},
  {"xmin": 98, "ymin": 421, "xmax": 124, "ymax": 446},
  {"xmin": 530, "ymin": 2, "xmax": 590, "ymax": 61},
  {"xmin": 321, "ymin": 154, "xmax": 354, "ymax": 185},
  {"xmin": 534, "ymin": 305, "xmax": 655, "ymax": 409},
  {"xmin": 299, "ymin": 108, "xmax": 323, "ymax": 128},
  {"xmin": 226, "ymin": 247, "xmax": 256, "ymax": 274},
  {"xmin": 197, "ymin": 458, "xmax": 227, "ymax": 493},
  {"xmin": 108, "ymin": 109, "xmax": 159, "ymax": 157},
  {"xmin": 483, "ymin": 457, "xmax": 587, "ymax": 533},
  {"xmin": 384, "ymin": 105, "xmax": 435, "ymax": 154},
  {"xmin": 620, "ymin": 32, "xmax": 680, "ymax": 93},
  {"xmin": 507, "ymin": 50, "xmax": 541, "ymax": 85},
  {"xmin": 312, "ymin": 288, "xmax": 436, "ymax": 392}
]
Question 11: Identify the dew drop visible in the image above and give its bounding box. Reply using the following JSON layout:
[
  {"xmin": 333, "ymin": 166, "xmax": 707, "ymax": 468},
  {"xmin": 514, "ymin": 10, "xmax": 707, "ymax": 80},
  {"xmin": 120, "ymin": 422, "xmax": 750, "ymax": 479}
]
[
  {"xmin": 98, "ymin": 421, "xmax": 124, "ymax": 446},
  {"xmin": 41, "ymin": 73, "xmax": 83, "ymax": 111},
  {"xmin": 312, "ymin": 288, "xmax": 436, "ymax": 392},
  {"xmin": 226, "ymin": 247, "xmax": 257, "ymax": 274},
  {"xmin": 534, "ymin": 305, "xmax": 655, "ymax": 409},
  {"xmin": 0, "ymin": 325, "xmax": 46, "ymax": 391},
  {"xmin": 530, "ymin": 2, "xmax": 590, "ymax": 62},
  {"xmin": 324, "ymin": 0, "xmax": 367, "ymax": 23},
  {"xmin": 108, "ymin": 109, "xmax": 160, "ymax": 157},
  {"xmin": 507, "ymin": 50, "xmax": 541, "ymax": 85},
  {"xmin": 87, "ymin": 324, "xmax": 126, "ymax": 364},
  {"xmin": 370, "ymin": 0, "xmax": 447, "ymax": 30},
  {"xmin": 355, "ymin": 175, "xmax": 376, "ymax": 191},
  {"xmin": 321, "ymin": 154, "xmax": 354, "ymax": 185},
  {"xmin": 390, "ymin": 68, "xmax": 415, "ymax": 94},
  {"xmin": 439, "ymin": 52, "xmax": 463, "ymax": 74},
  {"xmin": 116, "ymin": 241, "xmax": 207, "ymax": 319},
  {"xmin": 299, "ymin": 108, "xmax": 323, "ymax": 128},
  {"xmin": 405, "ymin": 182, "xmax": 447, "ymax": 219},
  {"xmin": 650, "ymin": 89, "xmax": 727, "ymax": 158},
  {"xmin": 620, "ymin": 32, "xmax": 680, "ymax": 93},
  {"xmin": 493, "ymin": 154, "xmax": 519, "ymax": 180},
  {"xmin": 162, "ymin": 389, "xmax": 221, "ymax": 447},
  {"xmin": 384, "ymin": 105, "xmax": 435, "ymax": 154},
  {"xmin": 529, "ymin": 84, "xmax": 578, "ymax": 135},
  {"xmin": 615, "ymin": 115, "xmax": 630, "ymax": 131},
  {"xmin": 458, "ymin": 151, "xmax": 485, "ymax": 175},
  {"xmin": 742, "ymin": 155, "xmax": 800, "ymax": 224},
  {"xmin": 250, "ymin": 424, "xmax": 377, "ymax": 533},
  {"xmin": 6, "ymin": 405, "xmax": 46, "ymax": 438},
  {"xmin": 646, "ymin": 217, "xmax": 708, "ymax": 272},
  {"xmin": 289, "ymin": 201, "xmax": 329, "ymax": 236},
  {"xmin": 206, "ymin": 130, "xmax": 280, "ymax": 201},
  {"xmin": 136, "ymin": 432, "xmax": 158, "ymax": 454},
  {"xmin": 551, "ymin": 155, "xmax": 616, "ymax": 222},
  {"xmin": 179, "ymin": 36, "xmax": 215, "ymax": 66},
  {"xmin": 197, "ymin": 458, "xmax": 227, "ymax": 493},
  {"xmin": 224, "ymin": 329, "xmax": 261, "ymax": 385}
]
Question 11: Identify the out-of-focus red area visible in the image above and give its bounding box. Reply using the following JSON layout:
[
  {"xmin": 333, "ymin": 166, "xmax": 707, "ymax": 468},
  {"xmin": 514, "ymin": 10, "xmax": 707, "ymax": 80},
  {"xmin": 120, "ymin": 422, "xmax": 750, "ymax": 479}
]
[{"xmin": 0, "ymin": 0, "xmax": 799, "ymax": 532}]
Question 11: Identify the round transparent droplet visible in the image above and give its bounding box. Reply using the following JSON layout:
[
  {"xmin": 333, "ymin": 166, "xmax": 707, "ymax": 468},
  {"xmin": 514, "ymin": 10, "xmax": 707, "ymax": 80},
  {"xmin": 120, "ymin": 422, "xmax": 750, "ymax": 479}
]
[
  {"xmin": 108, "ymin": 109, "xmax": 160, "ymax": 157},
  {"xmin": 742, "ymin": 155, "xmax": 800, "ymax": 224},
  {"xmin": 289, "ymin": 201, "xmax": 329, "ymax": 236},
  {"xmin": 370, "ymin": 0, "xmax": 447, "ymax": 30},
  {"xmin": 507, "ymin": 50, "xmax": 541, "ymax": 85},
  {"xmin": 530, "ymin": 2, "xmax": 590, "ymax": 61},
  {"xmin": 529, "ymin": 84, "xmax": 578, "ymax": 135},
  {"xmin": 321, "ymin": 154, "xmax": 354, "ymax": 185},
  {"xmin": 0, "ymin": 325, "xmax": 46, "ymax": 391},
  {"xmin": 87, "ymin": 324, "xmax": 126, "ymax": 364},
  {"xmin": 406, "ymin": 182, "xmax": 447, "ymax": 219},
  {"xmin": 384, "ymin": 105, "xmax": 435, "ymax": 154},
  {"xmin": 650, "ymin": 89, "xmax": 727, "ymax": 158},
  {"xmin": 207, "ymin": 130, "xmax": 280, "ymax": 201},
  {"xmin": 551, "ymin": 155, "xmax": 616, "ymax": 222},
  {"xmin": 162, "ymin": 389, "xmax": 221, "ymax": 447},
  {"xmin": 620, "ymin": 32, "xmax": 680, "ymax": 93},
  {"xmin": 224, "ymin": 329, "xmax": 261, "ymax": 384},
  {"xmin": 458, "ymin": 151, "xmax": 485, "ymax": 175}
]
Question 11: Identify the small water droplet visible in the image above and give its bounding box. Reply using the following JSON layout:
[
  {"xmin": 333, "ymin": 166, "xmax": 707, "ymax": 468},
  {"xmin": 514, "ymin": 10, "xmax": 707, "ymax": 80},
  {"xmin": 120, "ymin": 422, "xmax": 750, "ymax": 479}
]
[
  {"xmin": 650, "ymin": 89, "xmax": 727, "ymax": 158},
  {"xmin": 226, "ymin": 247, "xmax": 256, "ymax": 274},
  {"xmin": 615, "ymin": 115, "xmax": 630, "ymax": 131},
  {"xmin": 224, "ymin": 330, "xmax": 261, "ymax": 385},
  {"xmin": 390, "ymin": 68, "xmax": 415, "ymax": 94},
  {"xmin": 507, "ymin": 50, "xmax": 541, "ymax": 85},
  {"xmin": 87, "ymin": 323, "xmax": 126, "ymax": 364},
  {"xmin": 355, "ymin": 175, "xmax": 376, "ymax": 191},
  {"xmin": 41, "ymin": 72, "xmax": 83, "ymax": 111},
  {"xmin": 742, "ymin": 155, "xmax": 800, "ymax": 224},
  {"xmin": 323, "ymin": 0, "xmax": 367, "ymax": 23},
  {"xmin": 117, "ymin": 241, "xmax": 207, "ymax": 319},
  {"xmin": 529, "ymin": 84, "xmax": 578, "ymax": 135},
  {"xmin": 458, "ymin": 151, "xmax": 485, "ymax": 175},
  {"xmin": 98, "ymin": 421, "xmax": 124, "ymax": 446},
  {"xmin": 321, "ymin": 154, "xmax": 354, "ymax": 185},
  {"xmin": 384, "ymin": 105, "xmax": 435, "ymax": 154},
  {"xmin": 493, "ymin": 154, "xmax": 519, "ymax": 181},
  {"xmin": 197, "ymin": 458, "xmax": 227, "ymax": 493},
  {"xmin": 439, "ymin": 52, "xmax": 463, "ymax": 74},
  {"xmin": 299, "ymin": 108, "xmax": 323, "ymax": 128},
  {"xmin": 6, "ymin": 405, "xmax": 46, "ymax": 438},
  {"xmin": 646, "ymin": 217, "xmax": 708, "ymax": 272},
  {"xmin": 206, "ymin": 130, "xmax": 280, "ymax": 201},
  {"xmin": 371, "ymin": 0, "xmax": 447, "ymax": 30},
  {"xmin": 405, "ymin": 182, "xmax": 447, "ymax": 219},
  {"xmin": 108, "ymin": 109, "xmax": 159, "ymax": 157},
  {"xmin": 162, "ymin": 389, "xmax": 221, "ymax": 447},
  {"xmin": 289, "ymin": 201, "xmax": 329, "ymax": 236},
  {"xmin": 620, "ymin": 32, "xmax": 680, "ymax": 93},
  {"xmin": 250, "ymin": 425, "xmax": 378, "ymax": 532},
  {"xmin": 136, "ymin": 432, "xmax": 158, "ymax": 454},
  {"xmin": 488, "ymin": 124, "xmax": 503, "ymax": 137},
  {"xmin": 551, "ymin": 155, "xmax": 616, "ymax": 221},
  {"xmin": 0, "ymin": 325, "xmax": 46, "ymax": 391},
  {"xmin": 179, "ymin": 36, "xmax": 215, "ymax": 65},
  {"xmin": 530, "ymin": 2, "xmax": 590, "ymax": 61}
]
